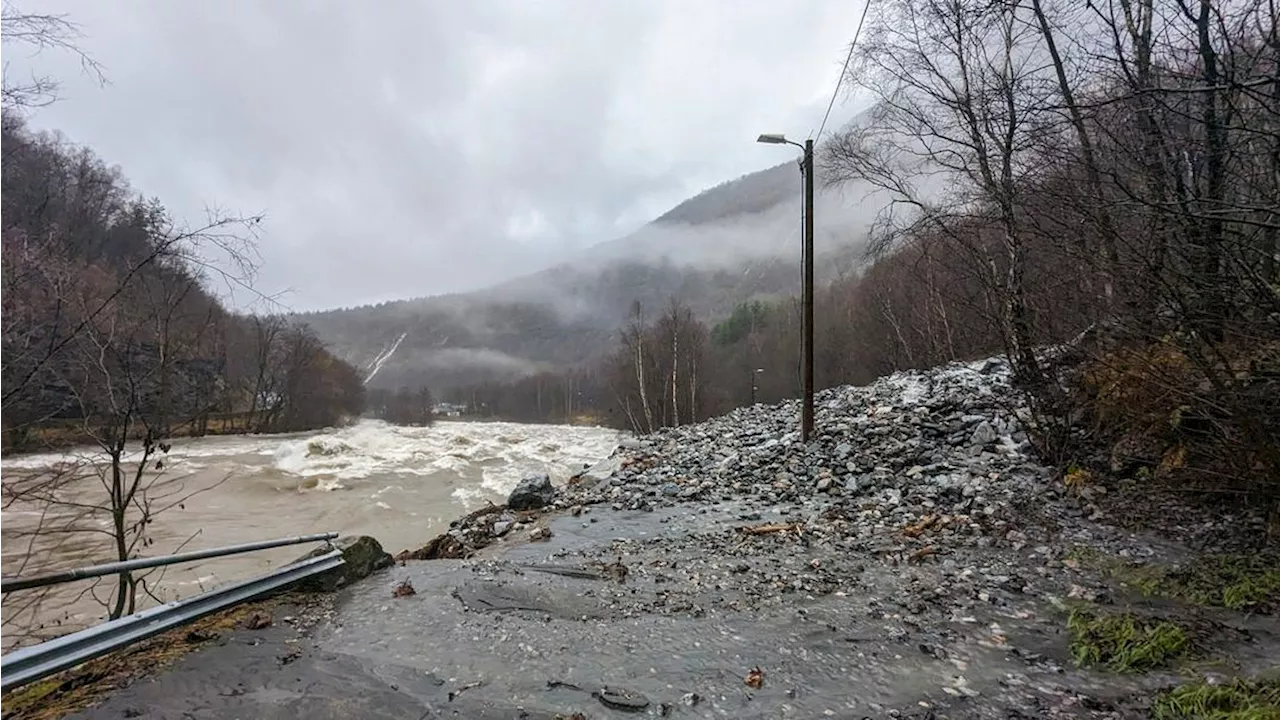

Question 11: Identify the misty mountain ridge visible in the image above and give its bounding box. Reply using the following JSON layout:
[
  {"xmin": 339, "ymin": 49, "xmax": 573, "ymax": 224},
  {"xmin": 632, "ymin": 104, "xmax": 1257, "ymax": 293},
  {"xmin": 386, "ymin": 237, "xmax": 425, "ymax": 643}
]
[{"xmin": 299, "ymin": 142, "xmax": 889, "ymax": 392}]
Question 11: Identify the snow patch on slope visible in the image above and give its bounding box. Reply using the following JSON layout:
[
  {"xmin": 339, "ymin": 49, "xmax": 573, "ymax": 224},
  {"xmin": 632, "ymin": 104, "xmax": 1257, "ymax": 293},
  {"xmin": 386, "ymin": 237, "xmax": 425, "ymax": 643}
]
[{"xmin": 364, "ymin": 332, "xmax": 407, "ymax": 384}]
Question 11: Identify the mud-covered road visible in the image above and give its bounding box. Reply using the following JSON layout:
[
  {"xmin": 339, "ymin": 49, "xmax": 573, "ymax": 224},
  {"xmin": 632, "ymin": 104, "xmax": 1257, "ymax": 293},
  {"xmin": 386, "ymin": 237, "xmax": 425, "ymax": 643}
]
[{"xmin": 67, "ymin": 500, "xmax": 1278, "ymax": 719}]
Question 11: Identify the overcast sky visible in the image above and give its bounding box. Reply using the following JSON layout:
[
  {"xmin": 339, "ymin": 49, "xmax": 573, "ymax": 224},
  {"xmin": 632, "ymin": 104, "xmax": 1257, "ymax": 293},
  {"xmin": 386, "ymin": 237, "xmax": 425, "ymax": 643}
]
[{"xmin": 5, "ymin": 0, "xmax": 868, "ymax": 311}]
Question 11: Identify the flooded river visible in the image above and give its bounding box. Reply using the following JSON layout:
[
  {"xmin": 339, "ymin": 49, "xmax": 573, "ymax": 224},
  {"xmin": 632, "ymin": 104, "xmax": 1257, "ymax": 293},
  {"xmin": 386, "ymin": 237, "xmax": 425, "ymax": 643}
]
[{"xmin": 0, "ymin": 420, "xmax": 621, "ymax": 649}]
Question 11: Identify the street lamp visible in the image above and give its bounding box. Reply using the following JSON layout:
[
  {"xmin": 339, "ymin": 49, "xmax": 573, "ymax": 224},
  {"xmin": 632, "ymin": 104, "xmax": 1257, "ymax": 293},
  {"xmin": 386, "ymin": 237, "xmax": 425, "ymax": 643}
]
[{"xmin": 757, "ymin": 132, "xmax": 815, "ymax": 443}]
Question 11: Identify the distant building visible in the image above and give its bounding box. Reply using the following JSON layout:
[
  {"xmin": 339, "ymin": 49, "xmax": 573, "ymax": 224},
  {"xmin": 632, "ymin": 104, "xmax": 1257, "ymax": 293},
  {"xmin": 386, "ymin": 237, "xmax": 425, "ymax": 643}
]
[{"xmin": 433, "ymin": 402, "xmax": 465, "ymax": 418}]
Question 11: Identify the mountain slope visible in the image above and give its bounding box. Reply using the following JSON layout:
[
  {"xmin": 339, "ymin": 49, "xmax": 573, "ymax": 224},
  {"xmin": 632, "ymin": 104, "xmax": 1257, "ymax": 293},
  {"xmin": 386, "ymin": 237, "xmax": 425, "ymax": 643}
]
[{"xmin": 299, "ymin": 146, "xmax": 886, "ymax": 392}]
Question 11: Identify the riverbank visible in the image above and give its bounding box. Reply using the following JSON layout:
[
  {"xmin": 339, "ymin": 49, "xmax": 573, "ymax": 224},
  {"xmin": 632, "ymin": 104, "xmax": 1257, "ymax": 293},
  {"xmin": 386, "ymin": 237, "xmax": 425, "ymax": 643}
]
[
  {"xmin": 7, "ymin": 359, "xmax": 1278, "ymax": 719},
  {"xmin": 0, "ymin": 413, "xmax": 343, "ymax": 456}
]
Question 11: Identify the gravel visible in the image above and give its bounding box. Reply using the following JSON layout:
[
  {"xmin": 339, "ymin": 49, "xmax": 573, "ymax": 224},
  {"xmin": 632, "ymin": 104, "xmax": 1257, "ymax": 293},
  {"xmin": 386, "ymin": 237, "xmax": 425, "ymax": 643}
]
[
  {"xmin": 382, "ymin": 357, "xmax": 1276, "ymax": 718},
  {"xmin": 562, "ymin": 357, "xmax": 1045, "ymax": 527}
]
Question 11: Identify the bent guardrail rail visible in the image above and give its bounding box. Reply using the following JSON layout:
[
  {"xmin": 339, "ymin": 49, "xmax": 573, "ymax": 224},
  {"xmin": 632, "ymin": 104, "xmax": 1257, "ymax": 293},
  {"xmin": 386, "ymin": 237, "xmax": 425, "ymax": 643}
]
[{"xmin": 0, "ymin": 533, "xmax": 343, "ymax": 692}]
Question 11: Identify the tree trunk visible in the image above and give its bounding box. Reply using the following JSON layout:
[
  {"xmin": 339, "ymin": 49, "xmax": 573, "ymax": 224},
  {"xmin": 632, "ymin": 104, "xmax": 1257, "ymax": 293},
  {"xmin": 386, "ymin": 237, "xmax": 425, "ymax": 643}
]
[
  {"xmin": 1191, "ymin": 0, "xmax": 1227, "ymax": 340},
  {"xmin": 670, "ymin": 324, "xmax": 680, "ymax": 427},
  {"xmin": 1031, "ymin": 0, "xmax": 1119, "ymax": 307}
]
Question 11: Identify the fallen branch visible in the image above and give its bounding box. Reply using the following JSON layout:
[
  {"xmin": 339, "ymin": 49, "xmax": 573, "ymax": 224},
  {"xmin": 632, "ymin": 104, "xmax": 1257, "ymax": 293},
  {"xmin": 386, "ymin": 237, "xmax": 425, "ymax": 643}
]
[
  {"xmin": 456, "ymin": 501, "xmax": 506, "ymax": 525},
  {"xmin": 908, "ymin": 546, "xmax": 937, "ymax": 564},
  {"xmin": 902, "ymin": 514, "xmax": 940, "ymax": 538}
]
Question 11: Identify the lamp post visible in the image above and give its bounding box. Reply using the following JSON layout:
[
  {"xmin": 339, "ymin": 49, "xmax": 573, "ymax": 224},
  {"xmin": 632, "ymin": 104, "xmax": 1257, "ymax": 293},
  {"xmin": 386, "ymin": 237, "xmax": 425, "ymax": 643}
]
[
  {"xmin": 756, "ymin": 133, "xmax": 814, "ymax": 443},
  {"xmin": 751, "ymin": 367, "xmax": 764, "ymax": 404}
]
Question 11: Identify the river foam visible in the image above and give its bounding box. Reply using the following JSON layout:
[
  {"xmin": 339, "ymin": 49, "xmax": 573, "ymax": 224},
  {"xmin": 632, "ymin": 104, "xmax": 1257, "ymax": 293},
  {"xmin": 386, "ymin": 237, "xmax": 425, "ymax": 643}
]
[{"xmin": 2, "ymin": 419, "xmax": 622, "ymax": 649}]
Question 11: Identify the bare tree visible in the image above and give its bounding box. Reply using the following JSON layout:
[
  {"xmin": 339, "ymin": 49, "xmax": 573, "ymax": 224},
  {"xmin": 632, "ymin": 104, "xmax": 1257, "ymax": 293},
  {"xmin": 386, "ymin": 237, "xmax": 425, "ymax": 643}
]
[
  {"xmin": 606, "ymin": 298, "xmax": 709, "ymax": 433},
  {"xmin": 821, "ymin": 0, "xmax": 1279, "ymax": 500},
  {"xmin": 1, "ymin": 2, "xmax": 105, "ymax": 111}
]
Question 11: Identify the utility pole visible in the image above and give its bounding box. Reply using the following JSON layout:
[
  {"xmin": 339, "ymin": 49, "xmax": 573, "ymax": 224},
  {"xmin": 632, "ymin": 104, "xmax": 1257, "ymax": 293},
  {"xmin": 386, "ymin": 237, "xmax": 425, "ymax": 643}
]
[
  {"xmin": 756, "ymin": 133, "xmax": 817, "ymax": 443},
  {"xmin": 801, "ymin": 139, "xmax": 815, "ymax": 443}
]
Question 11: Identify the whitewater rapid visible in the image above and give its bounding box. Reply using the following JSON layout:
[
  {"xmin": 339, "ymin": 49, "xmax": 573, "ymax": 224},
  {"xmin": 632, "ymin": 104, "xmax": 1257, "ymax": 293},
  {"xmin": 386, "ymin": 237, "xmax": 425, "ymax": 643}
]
[{"xmin": 0, "ymin": 419, "xmax": 622, "ymax": 648}]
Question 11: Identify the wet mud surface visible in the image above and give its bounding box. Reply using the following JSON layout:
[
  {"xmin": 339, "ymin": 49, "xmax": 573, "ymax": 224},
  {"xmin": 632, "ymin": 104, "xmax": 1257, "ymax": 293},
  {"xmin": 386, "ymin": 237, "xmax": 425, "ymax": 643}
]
[{"xmin": 65, "ymin": 503, "xmax": 1280, "ymax": 719}]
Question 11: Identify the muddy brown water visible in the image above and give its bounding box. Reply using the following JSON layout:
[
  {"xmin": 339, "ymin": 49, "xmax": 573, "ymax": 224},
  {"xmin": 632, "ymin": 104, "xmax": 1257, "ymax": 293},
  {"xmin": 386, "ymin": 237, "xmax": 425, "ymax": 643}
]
[{"xmin": 0, "ymin": 420, "xmax": 621, "ymax": 650}]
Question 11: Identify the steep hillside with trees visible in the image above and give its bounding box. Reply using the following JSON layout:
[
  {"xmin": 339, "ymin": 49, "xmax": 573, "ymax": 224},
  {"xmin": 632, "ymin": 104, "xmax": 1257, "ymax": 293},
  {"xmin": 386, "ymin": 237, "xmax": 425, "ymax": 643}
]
[
  {"xmin": 0, "ymin": 5, "xmax": 379, "ymax": 635},
  {"xmin": 445, "ymin": 0, "xmax": 1279, "ymax": 513},
  {"xmin": 297, "ymin": 255, "xmax": 808, "ymax": 394},
  {"xmin": 0, "ymin": 113, "xmax": 366, "ymax": 452}
]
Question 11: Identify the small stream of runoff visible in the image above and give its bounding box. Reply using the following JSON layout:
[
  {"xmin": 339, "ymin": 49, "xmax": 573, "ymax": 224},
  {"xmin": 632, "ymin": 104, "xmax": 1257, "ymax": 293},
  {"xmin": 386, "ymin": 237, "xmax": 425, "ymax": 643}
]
[{"xmin": 0, "ymin": 419, "xmax": 622, "ymax": 650}]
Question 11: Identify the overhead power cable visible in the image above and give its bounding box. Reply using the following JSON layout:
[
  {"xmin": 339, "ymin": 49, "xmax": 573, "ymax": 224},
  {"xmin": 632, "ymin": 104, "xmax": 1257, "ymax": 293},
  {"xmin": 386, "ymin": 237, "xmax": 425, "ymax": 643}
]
[{"xmin": 813, "ymin": 0, "xmax": 872, "ymax": 144}]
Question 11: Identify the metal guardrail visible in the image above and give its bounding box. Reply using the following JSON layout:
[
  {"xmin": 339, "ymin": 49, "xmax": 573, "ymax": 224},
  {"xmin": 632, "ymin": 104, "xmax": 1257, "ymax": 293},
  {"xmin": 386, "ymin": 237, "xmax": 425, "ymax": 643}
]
[
  {"xmin": 1, "ymin": 532, "xmax": 346, "ymax": 692},
  {"xmin": 0, "ymin": 549, "xmax": 345, "ymax": 692},
  {"xmin": 1, "ymin": 532, "xmax": 340, "ymax": 594}
]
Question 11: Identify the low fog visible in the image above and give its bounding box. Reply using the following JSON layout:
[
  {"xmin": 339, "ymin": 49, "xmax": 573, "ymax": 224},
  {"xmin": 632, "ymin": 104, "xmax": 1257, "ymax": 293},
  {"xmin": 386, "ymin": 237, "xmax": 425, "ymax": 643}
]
[{"xmin": 301, "ymin": 140, "xmax": 901, "ymax": 391}]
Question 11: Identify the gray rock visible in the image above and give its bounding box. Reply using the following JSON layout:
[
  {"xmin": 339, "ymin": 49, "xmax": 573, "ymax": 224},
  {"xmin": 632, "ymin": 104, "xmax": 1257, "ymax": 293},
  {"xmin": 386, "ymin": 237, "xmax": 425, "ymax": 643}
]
[
  {"xmin": 492, "ymin": 520, "xmax": 513, "ymax": 536},
  {"xmin": 294, "ymin": 535, "xmax": 393, "ymax": 592},
  {"xmin": 508, "ymin": 473, "xmax": 556, "ymax": 511},
  {"xmin": 970, "ymin": 421, "xmax": 998, "ymax": 446},
  {"xmin": 581, "ymin": 456, "xmax": 624, "ymax": 489}
]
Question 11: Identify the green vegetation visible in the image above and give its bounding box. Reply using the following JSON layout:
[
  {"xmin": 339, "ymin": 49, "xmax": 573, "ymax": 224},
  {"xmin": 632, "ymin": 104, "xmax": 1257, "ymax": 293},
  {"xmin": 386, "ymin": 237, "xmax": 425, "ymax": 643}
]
[
  {"xmin": 1, "ymin": 677, "xmax": 64, "ymax": 715},
  {"xmin": 1153, "ymin": 677, "xmax": 1280, "ymax": 720},
  {"xmin": 1067, "ymin": 609, "xmax": 1188, "ymax": 672},
  {"xmin": 1068, "ymin": 548, "xmax": 1280, "ymax": 612},
  {"xmin": 710, "ymin": 300, "xmax": 773, "ymax": 346},
  {"xmin": 1167, "ymin": 556, "xmax": 1280, "ymax": 612}
]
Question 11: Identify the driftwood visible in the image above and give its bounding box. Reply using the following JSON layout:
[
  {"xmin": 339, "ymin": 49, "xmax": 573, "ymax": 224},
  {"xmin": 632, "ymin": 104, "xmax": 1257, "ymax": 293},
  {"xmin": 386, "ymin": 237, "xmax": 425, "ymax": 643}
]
[
  {"xmin": 455, "ymin": 501, "xmax": 507, "ymax": 525},
  {"xmin": 395, "ymin": 532, "xmax": 468, "ymax": 561},
  {"xmin": 902, "ymin": 514, "xmax": 940, "ymax": 538},
  {"xmin": 907, "ymin": 545, "xmax": 937, "ymax": 564}
]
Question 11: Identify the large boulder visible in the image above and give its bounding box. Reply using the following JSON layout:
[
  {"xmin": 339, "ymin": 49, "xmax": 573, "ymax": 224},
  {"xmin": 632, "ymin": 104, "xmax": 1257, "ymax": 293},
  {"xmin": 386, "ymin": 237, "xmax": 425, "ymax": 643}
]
[
  {"xmin": 294, "ymin": 535, "xmax": 393, "ymax": 592},
  {"xmin": 507, "ymin": 473, "xmax": 556, "ymax": 511},
  {"xmin": 577, "ymin": 456, "xmax": 623, "ymax": 491}
]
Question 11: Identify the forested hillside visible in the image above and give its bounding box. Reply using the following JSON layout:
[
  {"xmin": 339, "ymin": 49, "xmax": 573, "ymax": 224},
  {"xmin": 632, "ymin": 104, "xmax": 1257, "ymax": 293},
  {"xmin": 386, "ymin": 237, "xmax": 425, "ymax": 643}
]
[
  {"xmin": 0, "ymin": 113, "xmax": 365, "ymax": 452},
  {"xmin": 441, "ymin": 0, "xmax": 1280, "ymax": 511},
  {"xmin": 650, "ymin": 160, "xmax": 796, "ymax": 225},
  {"xmin": 296, "ymin": 255, "xmax": 809, "ymax": 392},
  {"xmin": 298, "ymin": 141, "xmax": 878, "ymax": 395}
]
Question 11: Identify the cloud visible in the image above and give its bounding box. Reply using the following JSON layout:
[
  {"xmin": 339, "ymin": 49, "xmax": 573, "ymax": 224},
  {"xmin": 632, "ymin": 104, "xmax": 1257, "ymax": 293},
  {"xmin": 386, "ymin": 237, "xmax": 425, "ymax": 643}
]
[
  {"xmin": 418, "ymin": 347, "xmax": 541, "ymax": 377},
  {"xmin": 5, "ymin": 0, "xmax": 870, "ymax": 310}
]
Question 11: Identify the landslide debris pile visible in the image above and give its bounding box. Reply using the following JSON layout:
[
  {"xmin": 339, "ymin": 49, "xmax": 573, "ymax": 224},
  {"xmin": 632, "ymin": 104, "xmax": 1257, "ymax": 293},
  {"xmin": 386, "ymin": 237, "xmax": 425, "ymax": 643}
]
[
  {"xmin": 388, "ymin": 358, "xmax": 1275, "ymax": 719},
  {"xmin": 566, "ymin": 357, "xmax": 1052, "ymax": 527}
]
